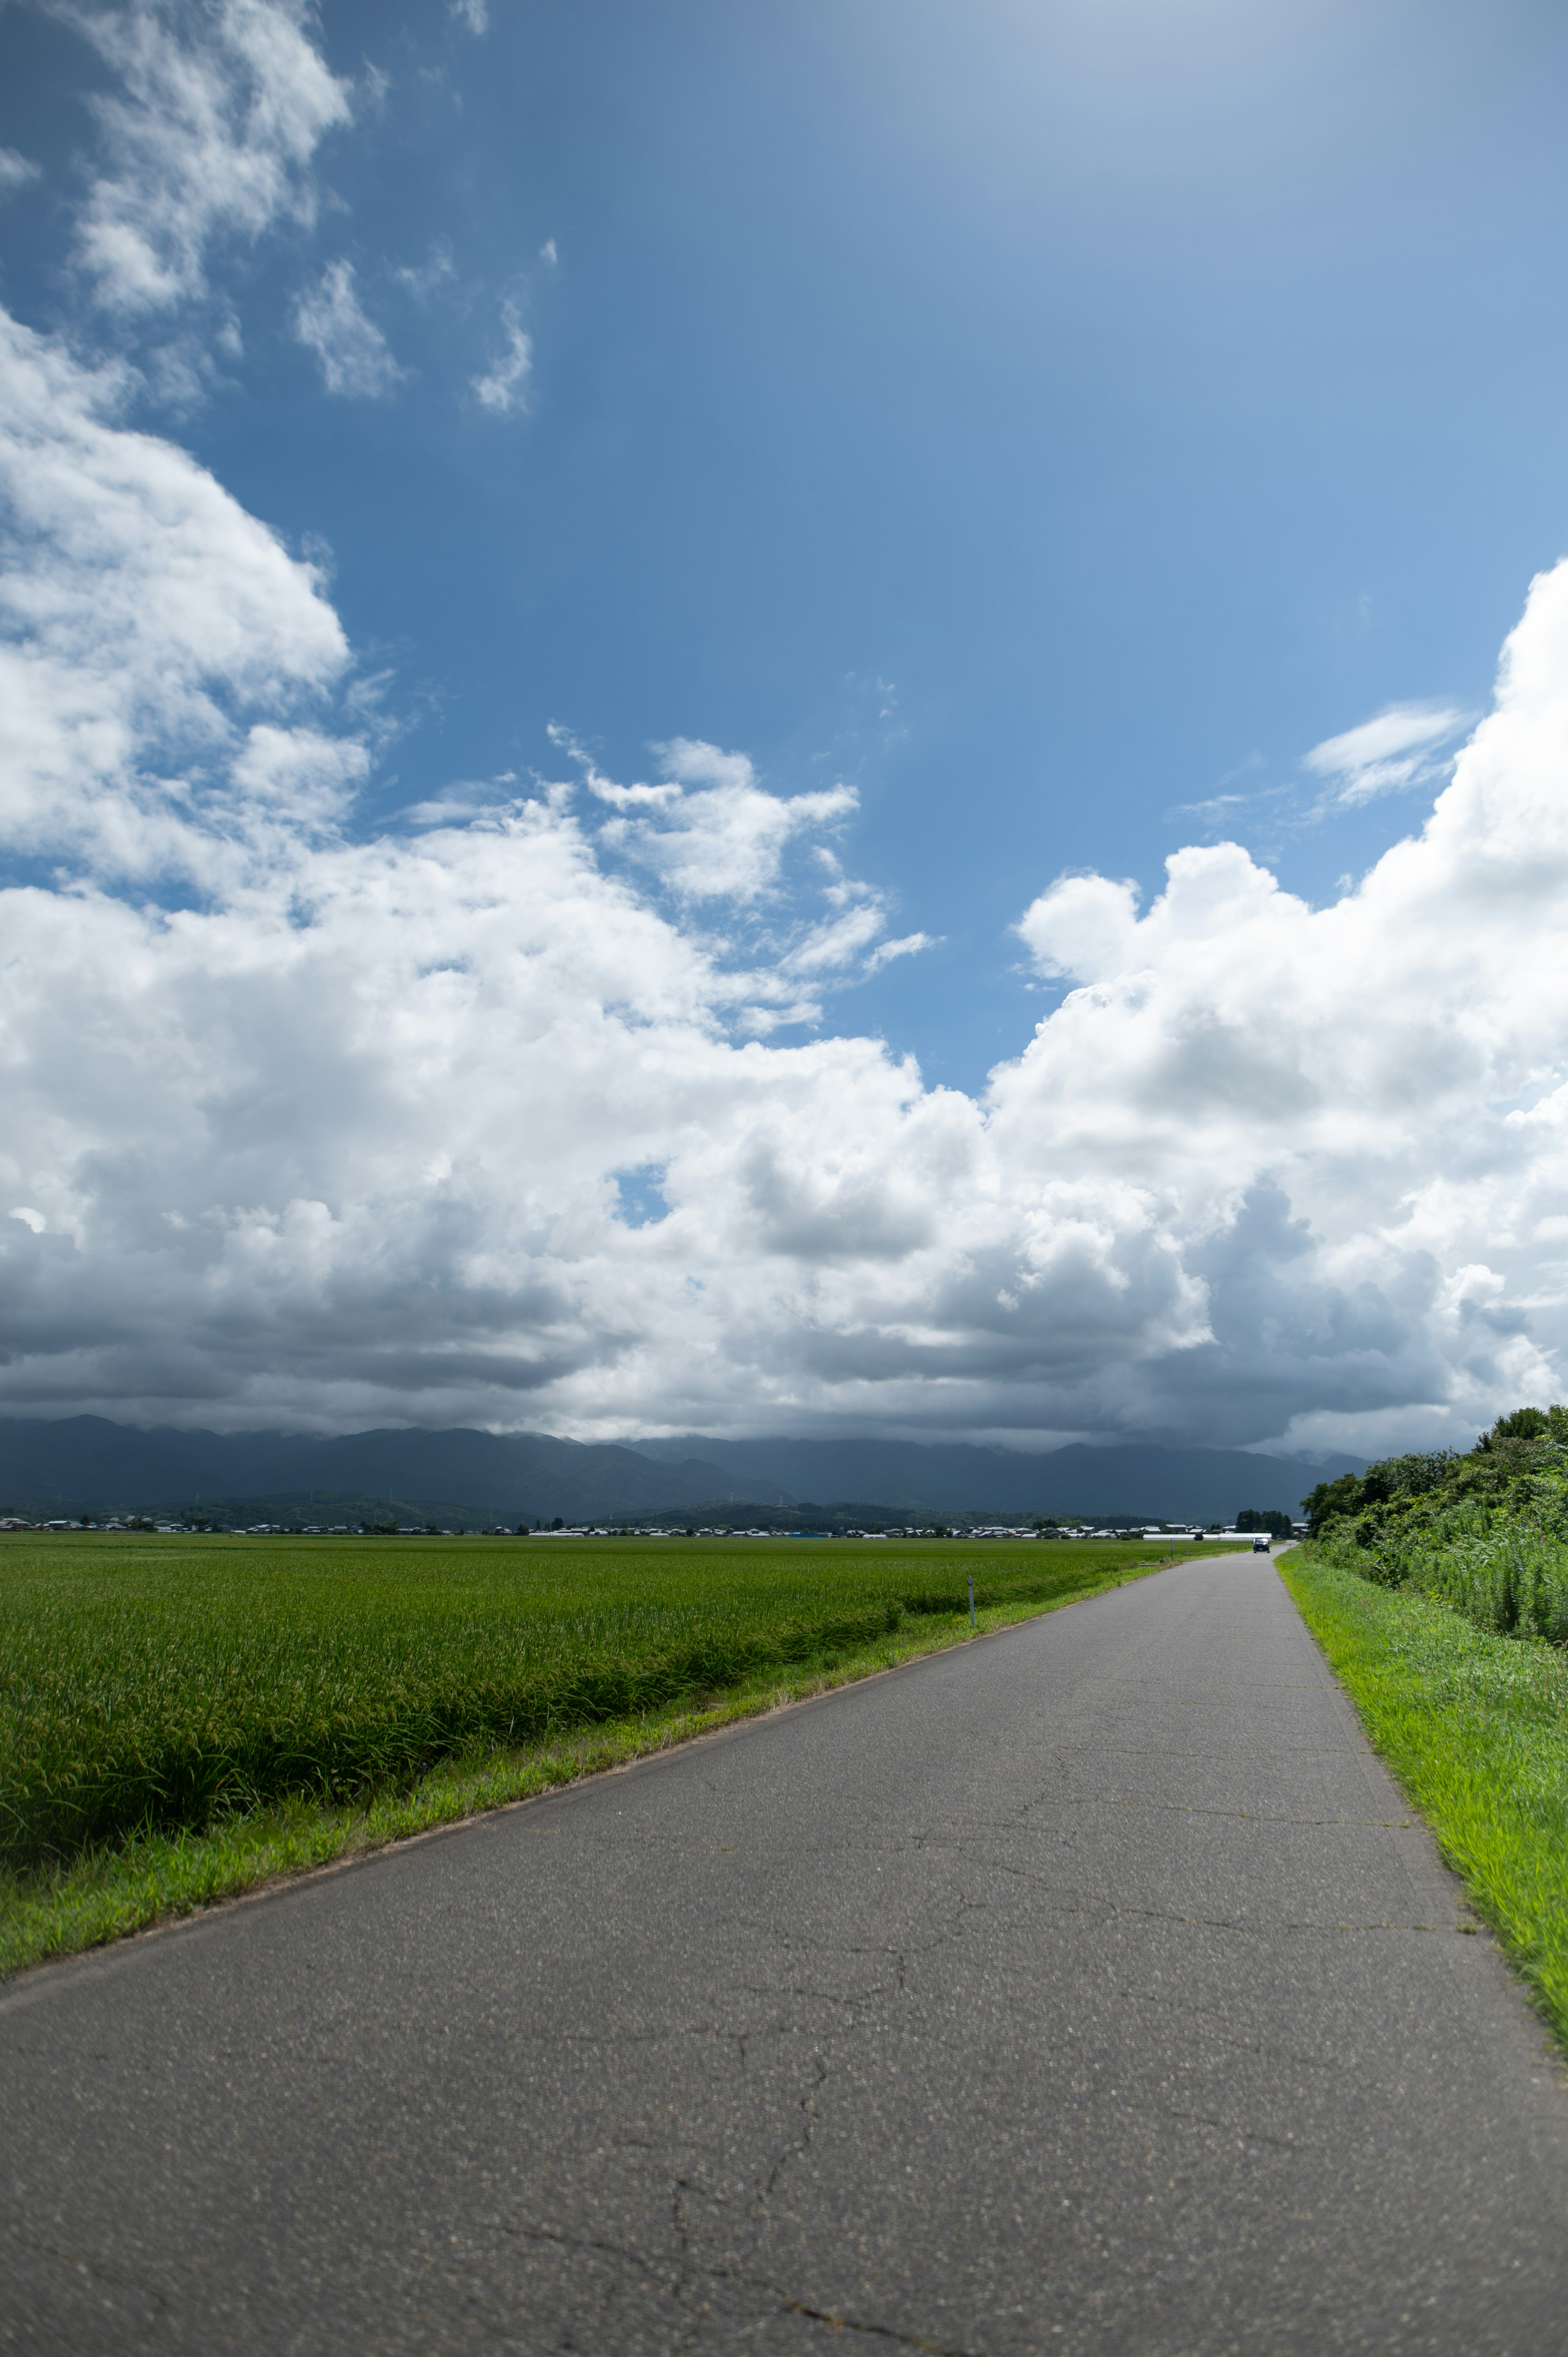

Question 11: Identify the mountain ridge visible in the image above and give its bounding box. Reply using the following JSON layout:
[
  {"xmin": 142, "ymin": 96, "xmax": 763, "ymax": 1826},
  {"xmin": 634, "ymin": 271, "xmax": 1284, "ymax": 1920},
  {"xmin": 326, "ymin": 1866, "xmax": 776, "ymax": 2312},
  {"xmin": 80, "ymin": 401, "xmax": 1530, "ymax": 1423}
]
[
  {"xmin": 0, "ymin": 1417, "xmax": 1361, "ymax": 1526},
  {"xmin": 628, "ymin": 1435, "xmax": 1361, "ymax": 1521}
]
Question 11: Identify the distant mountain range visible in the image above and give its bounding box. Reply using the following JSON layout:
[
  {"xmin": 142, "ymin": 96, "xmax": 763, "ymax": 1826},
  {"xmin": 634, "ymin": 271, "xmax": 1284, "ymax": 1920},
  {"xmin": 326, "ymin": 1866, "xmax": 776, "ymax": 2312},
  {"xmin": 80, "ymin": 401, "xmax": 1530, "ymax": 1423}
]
[
  {"xmin": 0, "ymin": 1419, "xmax": 756, "ymax": 1527},
  {"xmin": 626, "ymin": 1436, "xmax": 1361, "ymax": 1522},
  {"xmin": 0, "ymin": 1417, "xmax": 1362, "ymax": 1527}
]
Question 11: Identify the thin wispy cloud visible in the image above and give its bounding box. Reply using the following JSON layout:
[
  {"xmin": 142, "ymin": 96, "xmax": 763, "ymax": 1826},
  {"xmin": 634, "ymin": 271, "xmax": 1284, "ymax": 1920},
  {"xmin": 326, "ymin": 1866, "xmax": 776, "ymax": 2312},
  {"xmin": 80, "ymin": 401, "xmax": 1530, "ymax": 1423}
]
[
  {"xmin": 864, "ymin": 931, "xmax": 935, "ymax": 974},
  {"xmin": 0, "ymin": 149, "xmax": 41, "ymax": 194},
  {"xmin": 1303, "ymin": 700, "xmax": 1472, "ymax": 807},
  {"xmin": 293, "ymin": 261, "xmax": 404, "ymax": 398},
  {"xmin": 1172, "ymin": 789, "xmax": 1250, "ymax": 823},
  {"xmin": 66, "ymin": 0, "xmax": 351, "ymax": 315},
  {"xmin": 395, "ymin": 241, "xmax": 457, "ymax": 303},
  {"xmin": 1168, "ymin": 751, "xmax": 1266, "ymax": 828},
  {"xmin": 471, "ymin": 299, "xmax": 533, "ymax": 415}
]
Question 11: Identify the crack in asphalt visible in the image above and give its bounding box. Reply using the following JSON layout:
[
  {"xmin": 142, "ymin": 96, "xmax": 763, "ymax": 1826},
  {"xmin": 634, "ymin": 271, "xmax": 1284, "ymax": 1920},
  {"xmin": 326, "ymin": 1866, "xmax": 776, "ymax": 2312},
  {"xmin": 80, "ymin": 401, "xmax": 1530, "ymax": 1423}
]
[
  {"xmin": 1158, "ymin": 2107, "xmax": 1319, "ymax": 2154},
  {"xmin": 771, "ymin": 2293, "xmax": 988, "ymax": 2354},
  {"xmin": 512, "ymin": 2219, "xmax": 989, "ymax": 2356},
  {"xmin": 6, "ymin": 2228, "xmax": 172, "ymax": 2310},
  {"xmin": 1101, "ymin": 1899, "xmax": 1440, "ymax": 1936},
  {"xmin": 9, "ymin": 1554, "xmax": 1566, "ymax": 2355}
]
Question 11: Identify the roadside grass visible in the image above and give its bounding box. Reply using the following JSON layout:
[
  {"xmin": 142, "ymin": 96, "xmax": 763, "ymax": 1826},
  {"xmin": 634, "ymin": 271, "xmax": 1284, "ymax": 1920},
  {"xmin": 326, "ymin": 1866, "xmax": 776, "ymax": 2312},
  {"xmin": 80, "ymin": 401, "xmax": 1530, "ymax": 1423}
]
[
  {"xmin": 1, "ymin": 1533, "xmax": 1214, "ymax": 1976},
  {"xmin": 1283, "ymin": 1547, "xmax": 1568, "ymax": 2052}
]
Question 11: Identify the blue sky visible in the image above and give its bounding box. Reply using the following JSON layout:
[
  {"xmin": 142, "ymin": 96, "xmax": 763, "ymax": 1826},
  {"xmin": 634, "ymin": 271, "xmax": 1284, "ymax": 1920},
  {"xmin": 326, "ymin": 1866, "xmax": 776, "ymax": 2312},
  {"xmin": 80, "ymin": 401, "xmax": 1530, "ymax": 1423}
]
[
  {"xmin": 10, "ymin": 0, "xmax": 1568, "ymax": 1085},
  {"xmin": 3, "ymin": 0, "xmax": 1568, "ymax": 1452}
]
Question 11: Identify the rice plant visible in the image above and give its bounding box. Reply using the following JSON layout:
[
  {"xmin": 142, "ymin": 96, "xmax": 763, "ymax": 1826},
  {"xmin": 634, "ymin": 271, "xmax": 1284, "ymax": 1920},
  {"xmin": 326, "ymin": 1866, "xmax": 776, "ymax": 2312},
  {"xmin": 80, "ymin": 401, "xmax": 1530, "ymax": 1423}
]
[{"xmin": 0, "ymin": 1531, "xmax": 1150, "ymax": 1869}]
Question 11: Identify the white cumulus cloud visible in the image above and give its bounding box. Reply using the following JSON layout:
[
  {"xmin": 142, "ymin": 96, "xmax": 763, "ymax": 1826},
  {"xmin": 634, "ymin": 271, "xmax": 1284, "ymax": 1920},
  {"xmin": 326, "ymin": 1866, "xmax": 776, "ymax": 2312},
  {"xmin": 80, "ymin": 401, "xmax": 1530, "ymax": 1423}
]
[
  {"xmin": 0, "ymin": 304, "xmax": 357, "ymax": 885},
  {"xmin": 4, "ymin": 287, "xmax": 1568, "ymax": 1454},
  {"xmin": 1008, "ymin": 573, "xmax": 1568, "ymax": 1451},
  {"xmin": 564, "ymin": 732, "xmax": 858, "ymax": 906}
]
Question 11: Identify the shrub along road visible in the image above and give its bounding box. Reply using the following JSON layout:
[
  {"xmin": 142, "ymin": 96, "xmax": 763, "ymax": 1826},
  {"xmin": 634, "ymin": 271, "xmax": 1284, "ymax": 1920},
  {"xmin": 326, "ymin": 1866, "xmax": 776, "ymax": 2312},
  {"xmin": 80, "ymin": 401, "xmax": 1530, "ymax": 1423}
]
[{"xmin": 3, "ymin": 1550, "xmax": 1567, "ymax": 2354}]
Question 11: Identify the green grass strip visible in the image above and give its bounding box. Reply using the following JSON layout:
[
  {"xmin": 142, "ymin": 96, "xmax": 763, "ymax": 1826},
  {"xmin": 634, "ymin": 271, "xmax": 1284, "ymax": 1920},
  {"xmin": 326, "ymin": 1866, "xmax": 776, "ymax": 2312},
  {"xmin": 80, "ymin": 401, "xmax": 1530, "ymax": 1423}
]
[
  {"xmin": 1282, "ymin": 1548, "xmax": 1568, "ymax": 2052},
  {"xmin": 0, "ymin": 1562, "xmax": 1161, "ymax": 1981}
]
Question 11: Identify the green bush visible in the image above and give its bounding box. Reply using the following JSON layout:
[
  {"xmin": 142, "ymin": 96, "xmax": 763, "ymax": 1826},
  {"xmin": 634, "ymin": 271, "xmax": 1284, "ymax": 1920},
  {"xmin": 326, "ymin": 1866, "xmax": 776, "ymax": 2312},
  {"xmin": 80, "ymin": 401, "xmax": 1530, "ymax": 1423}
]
[{"xmin": 1310, "ymin": 1405, "xmax": 1568, "ymax": 1643}]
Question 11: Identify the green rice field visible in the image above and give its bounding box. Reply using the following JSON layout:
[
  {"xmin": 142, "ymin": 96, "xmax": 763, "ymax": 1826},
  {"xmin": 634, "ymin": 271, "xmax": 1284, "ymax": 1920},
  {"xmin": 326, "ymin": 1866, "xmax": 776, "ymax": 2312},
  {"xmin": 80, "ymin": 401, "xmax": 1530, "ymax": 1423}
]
[{"xmin": 2, "ymin": 1528, "xmax": 1214, "ymax": 1873}]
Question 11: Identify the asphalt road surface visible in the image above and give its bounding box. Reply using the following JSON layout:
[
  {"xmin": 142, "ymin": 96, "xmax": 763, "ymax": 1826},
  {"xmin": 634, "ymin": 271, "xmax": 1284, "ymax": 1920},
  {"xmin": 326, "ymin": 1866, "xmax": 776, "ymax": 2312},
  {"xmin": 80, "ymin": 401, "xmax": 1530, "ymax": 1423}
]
[{"xmin": 5, "ymin": 1550, "xmax": 1568, "ymax": 2355}]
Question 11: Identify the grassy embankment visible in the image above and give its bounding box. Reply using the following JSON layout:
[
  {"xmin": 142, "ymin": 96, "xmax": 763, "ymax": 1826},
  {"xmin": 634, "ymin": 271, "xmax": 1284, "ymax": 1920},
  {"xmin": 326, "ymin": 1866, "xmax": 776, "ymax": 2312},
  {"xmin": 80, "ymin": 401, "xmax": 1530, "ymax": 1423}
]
[
  {"xmin": 1283, "ymin": 1546, "xmax": 1568, "ymax": 2050},
  {"xmin": 2, "ymin": 1529, "xmax": 1220, "ymax": 1976}
]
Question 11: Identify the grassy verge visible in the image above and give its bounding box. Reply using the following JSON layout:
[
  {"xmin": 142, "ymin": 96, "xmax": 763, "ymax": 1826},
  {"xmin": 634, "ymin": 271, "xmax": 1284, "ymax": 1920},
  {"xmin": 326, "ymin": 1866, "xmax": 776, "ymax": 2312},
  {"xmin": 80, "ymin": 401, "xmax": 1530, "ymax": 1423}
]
[
  {"xmin": 1, "ymin": 1542, "xmax": 1183, "ymax": 1978},
  {"xmin": 1282, "ymin": 1547, "xmax": 1568, "ymax": 2051}
]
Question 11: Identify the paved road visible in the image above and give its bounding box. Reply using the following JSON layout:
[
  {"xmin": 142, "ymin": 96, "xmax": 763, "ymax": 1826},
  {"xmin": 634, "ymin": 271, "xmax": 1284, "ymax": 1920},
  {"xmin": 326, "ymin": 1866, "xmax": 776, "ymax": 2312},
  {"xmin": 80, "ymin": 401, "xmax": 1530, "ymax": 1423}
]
[{"xmin": 4, "ymin": 1552, "xmax": 1568, "ymax": 2355}]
